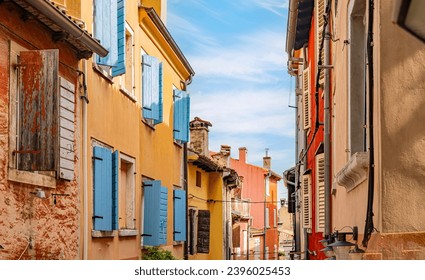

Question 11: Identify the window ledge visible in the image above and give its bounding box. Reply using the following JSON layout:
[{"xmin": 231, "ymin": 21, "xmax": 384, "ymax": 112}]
[
  {"xmin": 93, "ymin": 64, "xmax": 114, "ymax": 84},
  {"xmin": 142, "ymin": 118, "xmax": 156, "ymax": 130},
  {"xmin": 335, "ymin": 152, "xmax": 369, "ymax": 192},
  {"xmin": 8, "ymin": 168, "xmax": 56, "ymax": 188},
  {"xmin": 119, "ymin": 86, "xmax": 137, "ymax": 103},
  {"xmin": 118, "ymin": 229, "xmax": 138, "ymax": 237},
  {"xmin": 173, "ymin": 140, "xmax": 183, "ymax": 148},
  {"xmin": 91, "ymin": 230, "xmax": 117, "ymax": 238}
]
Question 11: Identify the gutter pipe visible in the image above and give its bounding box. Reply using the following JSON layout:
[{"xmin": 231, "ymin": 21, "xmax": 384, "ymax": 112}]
[
  {"xmin": 23, "ymin": 0, "xmax": 108, "ymax": 57},
  {"xmin": 286, "ymin": 0, "xmax": 300, "ymax": 75},
  {"xmin": 324, "ymin": 0, "xmax": 331, "ymax": 237},
  {"xmin": 362, "ymin": 0, "xmax": 375, "ymax": 248}
]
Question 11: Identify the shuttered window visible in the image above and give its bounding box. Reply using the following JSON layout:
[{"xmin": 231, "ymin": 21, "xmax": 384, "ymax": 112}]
[
  {"xmin": 142, "ymin": 54, "xmax": 163, "ymax": 124},
  {"xmin": 302, "ymin": 67, "xmax": 311, "ymax": 130},
  {"xmin": 197, "ymin": 210, "xmax": 210, "ymax": 254},
  {"xmin": 173, "ymin": 189, "xmax": 186, "ymax": 242},
  {"xmin": 316, "ymin": 153, "xmax": 325, "ymax": 232},
  {"xmin": 265, "ymin": 207, "xmax": 270, "ymax": 228},
  {"xmin": 315, "ymin": 0, "xmax": 325, "ymax": 85},
  {"xmin": 59, "ymin": 78, "xmax": 75, "ymax": 181},
  {"xmin": 112, "ymin": 0, "xmax": 126, "ymax": 76},
  {"xmin": 94, "ymin": 0, "xmax": 118, "ymax": 67},
  {"xmin": 93, "ymin": 146, "xmax": 119, "ymax": 231},
  {"xmin": 143, "ymin": 180, "xmax": 168, "ymax": 246},
  {"xmin": 173, "ymin": 89, "xmax": 190, "ymax": 143},
  {"xmin": 18, "ymin": 50, "xmax": 59, "ymax": 172},
  {"xmin": 302, "ymin": 174, "xmax": 312, "ymax": 229}
]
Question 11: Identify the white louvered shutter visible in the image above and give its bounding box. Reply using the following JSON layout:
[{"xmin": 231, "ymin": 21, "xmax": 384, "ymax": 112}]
[
  {"xmin": 302, "ymin": 174, "xmax": 312, "ymax": 229},
  {"xmin": 316, "ymin": 153, "xmax": 325, "ymax": 232},
  {"xmin": 315, "ymin": 0, "xmax": 325, "ymax": 85},
  {"xmin": 302, "ymin": 67, "xmax": 311, "ymax": 130}
]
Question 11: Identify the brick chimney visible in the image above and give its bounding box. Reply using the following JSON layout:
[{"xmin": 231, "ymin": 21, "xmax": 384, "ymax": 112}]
[
  {"xmin": 263, "ymin": 148, "xmax": 271, "ymax": 170},
  {"xmin": 189, "ymin": 117, "xmax": 212, "ymax": 156},
  {"xmin": 239, "ymin": 147, "xmax": 247, "ymax": 163}
]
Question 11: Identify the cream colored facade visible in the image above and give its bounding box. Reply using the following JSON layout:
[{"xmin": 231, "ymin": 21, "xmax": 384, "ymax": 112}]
[{"xmin": 331, "ymin": 0, "xmax": 425, "ymax": 259}]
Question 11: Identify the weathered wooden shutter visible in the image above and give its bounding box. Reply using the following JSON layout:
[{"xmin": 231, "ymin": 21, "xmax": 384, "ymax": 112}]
[
  {"xmin": 316, "ymin": 153, "xmax": 325, "ymax": 232},
  {"xmin": 112, "ymin": 150, "xmax": 119, "ymax": 230},
  {"xmin": 94, "ymin": 0, "xmax": 118, "ymax": 66},
  {"xmin": 93, "ymin": 146, "xmax": 113, "ymax": 231},
  {"xmin": 302, "ymin": 67, "xmax": 311, "ymax": 130},
  {"xmin": 173, "ymin": 189, "xmax": 186, "ymax": 242},
  {"xmin": 143, "ymin": 180, "xmax": 168, "ymax": 246},
  {"xmin": 142, "ymin": 55, "xmax": 162, "ymax": 123},
  {"xmin": 18, "ymin": 50, "xmax": 59, "ymax": 172},
  {"xmin": 302, "ymin": 174, "xmax": 312, "ymax": 229},
  {"xmin": 315, "ymin": 0, "xmax": 325, "ymax": 85},
  {"xmin": 189, "ymin": 209, "xmax": 197, "ymax": 255},
  {"xmin": 59, "ymin": 77, "xmax": 75, "ymax": 180},
  {"xmin": 112, "ymin": 0, "xmax": 126, "ymax": 76},
  {"xmin": 173, "ymin": 89, "xmax": 190, "ymax": 143},
  {"xmin": 197, "ymin": 210, "xmax": 210, "ymax": 254},
  {"xmin": 232, "ymin": 225, "xmax": 241, "ymax": 247}
]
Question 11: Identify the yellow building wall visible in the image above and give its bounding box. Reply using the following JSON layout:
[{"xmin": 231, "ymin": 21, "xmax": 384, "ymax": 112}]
[
  {"xmin": 188, "ymin": 165, "xmax": 224, "ymax": 260},
  {"xmin": 79, "ymin": 0, "xmax": 142, "ymax": 260}
]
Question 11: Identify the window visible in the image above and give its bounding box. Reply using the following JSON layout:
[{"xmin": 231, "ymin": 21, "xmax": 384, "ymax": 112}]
[
  {"xmin": 92, "ymin": 146, "xmax": 118, "ymax": 232},
  {"xmin": 173, "ymin": 88, "xmax": 190, "ymax": 143},
  {"xmin": 273, "ymin": 208, "xmax": 277, "ymax": 228},
  {"xmin": 265, "ymin": 207, "xmax": 270, "ymax": 228},
  {"xmin": 119, "ymin": 23, "xmax": 135, "ymax": 99},
  {"xmin": 118, "ymin": 153, "xmax": 136, "ymax": 236},
  {"xmin": 93, "ymin": 0, "xmax": 125, "ymax": 78},
  {"xmin": 8, "ymin": 42, "xmax": 75, "ymax": 187},
  {"xmin": 265, "ymin": 177, "xmax": 270, "ymax": 196},
  {"xmin": 196, "ymin": 171, "xmax": 202, "ymax": 187},
  {"xmin": 316, "ymin": 153, "xmax": 325, "ymax": 232},
  {"xmin": 142, "ymin": 54, "xmax": 163, "ymax": 125},
  {"xmin": 188, "ymin": 208, "xmax": 197, "ymax": 255},
  {"xmin": 302, "ymin": 66, "xmax": 311, "ymax": 131},
  {"xmin": 196, "ymin": 210, "xmax": 210, "ymax": 254},
  {"xmin": 348, "ymin": 0, "xmax": 367, "ymax": 155},
  {"xmin": 173, "ymin": 187, "xmax": 187, "ymax": 242},
  {"xmin": 142, "ymin": 180, "xmax": 167, "ymax": 246},
  {"xmin": 302, "ymin": 174, "xmax": 312, "ymax": 229},
  {"xmin": 315, "ymin": 0, "xmax": 325, "ymax": 86}
]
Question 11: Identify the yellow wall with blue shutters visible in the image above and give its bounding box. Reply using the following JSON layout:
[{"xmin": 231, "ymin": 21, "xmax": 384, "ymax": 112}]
[{"xmin": 80, "ymin": 0, "xmax": 193, "ymax": 260}]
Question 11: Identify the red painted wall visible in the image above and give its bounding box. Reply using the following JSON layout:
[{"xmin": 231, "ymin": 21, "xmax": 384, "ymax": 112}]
[{"xmin": 305, "ymin": 14, "xmax": 327, "ymax": 260}]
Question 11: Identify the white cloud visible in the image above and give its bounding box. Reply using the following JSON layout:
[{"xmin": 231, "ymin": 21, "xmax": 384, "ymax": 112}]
[
  {"xmin": 190, "ymin": 88, "xmax": 295, "ymax": 137},
  {"xmin": 188, "ymin": 30, "xmax": 287, "ymax": 83}
]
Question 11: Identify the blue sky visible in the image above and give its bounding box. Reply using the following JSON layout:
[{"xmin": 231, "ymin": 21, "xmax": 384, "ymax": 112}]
[{"xmin": 167, "ymin": 0, "xmax": 294, "ymax": 200}]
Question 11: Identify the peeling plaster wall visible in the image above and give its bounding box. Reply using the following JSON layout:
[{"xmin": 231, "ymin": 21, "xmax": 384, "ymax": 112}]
[{"xmin": 0, "ymin": 2, "xmax": 80, "ymax": 260}]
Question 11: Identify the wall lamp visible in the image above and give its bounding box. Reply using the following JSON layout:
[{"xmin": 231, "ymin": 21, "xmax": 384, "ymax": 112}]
[
  {"xmin": 30, "ymin": 188, "xmax": 46, "ymax": 199},
  {"xmin": 319, "ymin": 226, "xmax": 366, "ymax": 260}
]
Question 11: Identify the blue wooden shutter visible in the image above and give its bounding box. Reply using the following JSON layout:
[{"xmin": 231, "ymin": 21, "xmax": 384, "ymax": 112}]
[
  {"xmin": 112, "ymin": 150, "xmax": 119, "ymax": 230},
  {"xmin": 94, "ymin": 0, "xmax": 118, "ymax": 66},
  {"xmin": 173, "ymin": 89, "xmax": 182, "ymax": 140},
  {"xmin": 142, "ymin": 54, "xmax": 153, "ymax": 119},
  {"xmin": 181, "ymin": 91, "xmax": 190, "ymax": 143},
  {"xmin": 173, "ymin": 90, "xmax": 190, "ymax": 143},
  {"xmin": 93, "ymin": 146, "xmax": 113, "ymax": 231},
  {"xmin": 154, "ymin": 63, "xmax": 163, "ymax": 125},
  {"xmin": 143, "ymin": 180, "xmax": 168, "ymax": 246},
  {"xmin": 159, "ymin": 186, "xmax": 168, "ymax": 245},
  {"xmin": 18, "ymin": 50, "xmax": 59, "ymax": 172},
  {"xmin": 112, "ymin": 0, "xmax": 126, "ymax": 76},
  {"xmin": 173, "ymin": 189, "xmax": 186, "ymax": 242},
  {"xmin": 142, "ymin": 55, "xmax": 162, "ymax": 123}
]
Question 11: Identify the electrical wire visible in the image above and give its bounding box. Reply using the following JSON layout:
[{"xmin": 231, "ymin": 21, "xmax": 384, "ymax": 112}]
[{"xmin": 188, "ymin": 194, "xmax": 284, "ymax": 204}]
